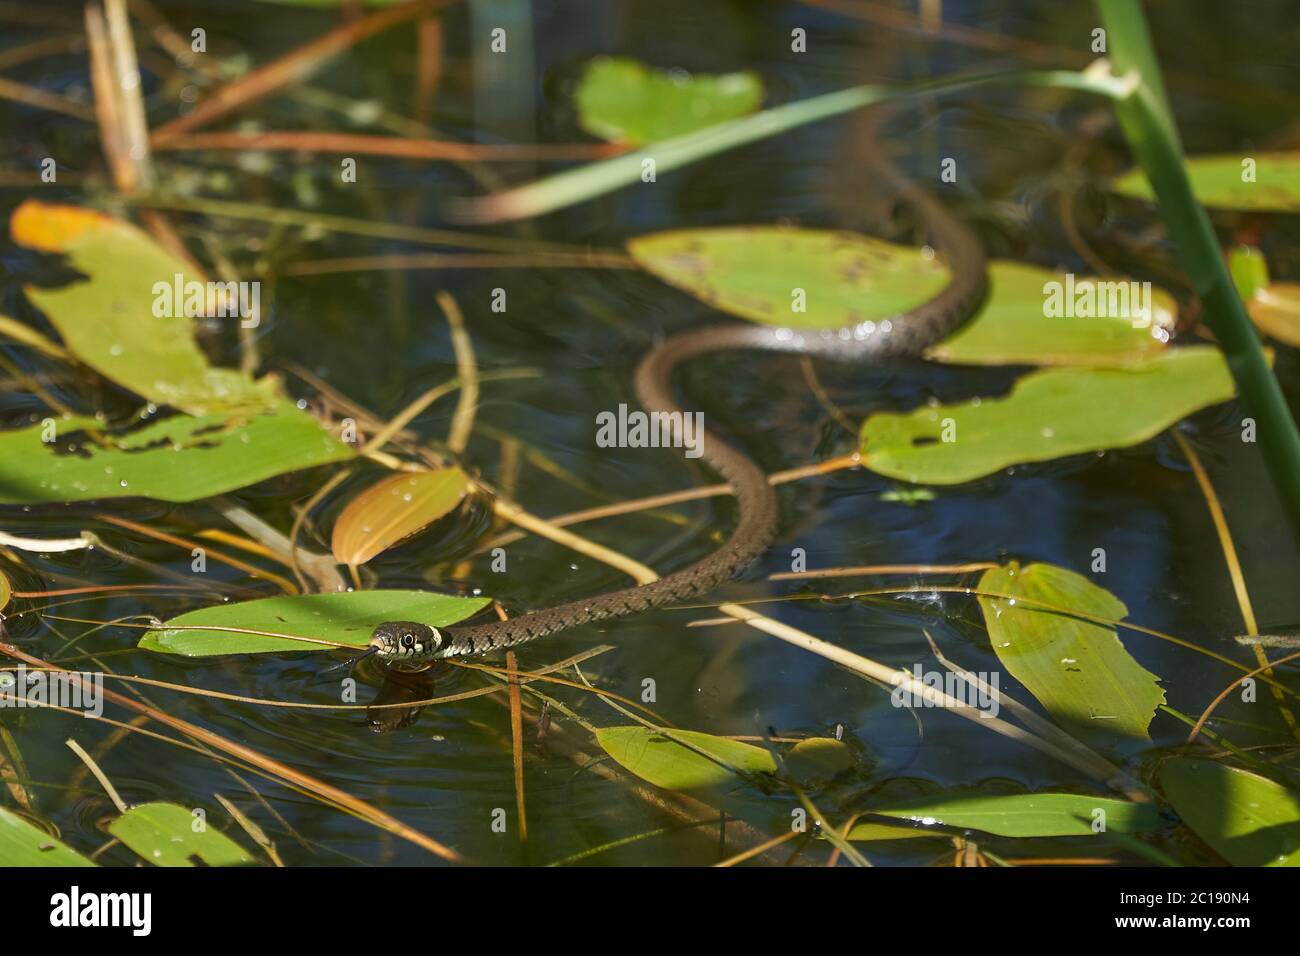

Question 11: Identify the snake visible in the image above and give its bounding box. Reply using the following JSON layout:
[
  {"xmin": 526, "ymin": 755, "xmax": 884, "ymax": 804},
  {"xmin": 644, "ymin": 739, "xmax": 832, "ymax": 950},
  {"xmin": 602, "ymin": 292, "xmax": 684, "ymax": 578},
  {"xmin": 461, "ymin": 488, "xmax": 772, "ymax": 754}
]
[{"xmin": 367, "ymin": 107, "xmax": 989, "ymax": 663}]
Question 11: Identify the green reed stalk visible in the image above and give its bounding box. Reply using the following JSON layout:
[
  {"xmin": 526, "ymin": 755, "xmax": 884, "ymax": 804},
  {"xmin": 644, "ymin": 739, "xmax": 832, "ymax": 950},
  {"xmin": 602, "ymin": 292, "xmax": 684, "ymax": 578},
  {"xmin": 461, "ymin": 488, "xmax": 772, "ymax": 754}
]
[{"xmin": 1099, "ymin": 0, "xmax": 1300, "ymax": 533}]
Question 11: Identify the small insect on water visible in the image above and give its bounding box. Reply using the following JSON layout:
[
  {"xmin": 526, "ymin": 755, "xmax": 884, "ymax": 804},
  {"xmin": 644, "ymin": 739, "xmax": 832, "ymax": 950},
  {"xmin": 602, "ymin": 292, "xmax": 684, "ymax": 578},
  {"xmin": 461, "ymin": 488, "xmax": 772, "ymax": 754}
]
[{"xmin": 368, "ymin": 621, "xmax": 444, "ymax": 660}]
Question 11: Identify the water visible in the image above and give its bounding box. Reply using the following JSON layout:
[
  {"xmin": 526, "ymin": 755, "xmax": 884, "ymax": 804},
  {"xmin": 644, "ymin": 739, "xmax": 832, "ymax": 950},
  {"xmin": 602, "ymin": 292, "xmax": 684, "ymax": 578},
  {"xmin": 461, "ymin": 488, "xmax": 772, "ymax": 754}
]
[{"xmin": 0, "ymin": 0, "xmax": 1298, "ymax": 866}]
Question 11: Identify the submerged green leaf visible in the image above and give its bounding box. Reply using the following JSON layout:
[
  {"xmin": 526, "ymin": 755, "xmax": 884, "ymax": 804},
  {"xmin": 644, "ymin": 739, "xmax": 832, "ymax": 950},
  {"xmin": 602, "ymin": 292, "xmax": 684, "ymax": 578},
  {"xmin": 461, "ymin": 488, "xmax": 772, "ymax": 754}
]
[
  {"xmin": 978, "ymin": 563, "xmax": 1164, "ymax": 745},
  {"xmin": 630, "ymin": 226, "xmax": 949, "ymax": 329},
  {"xmin": 1112, "ymin": 152, "xmax": 1300, "ymax": 212},
  {"xmin": 0, "ymin": 807, "xmax": 95, "ymax": 866},
  {"xmin": 595, "ymin": 726, "xmax": 776, "ymax": 791},
  {"xmin": 108, "ymin": 802, "xmax": 254, "ymax": 867},
  {"xmin": 862, "ymin": 791, "xmax": 1167, "ymax": 837},
  {"xmin": 576, "ymin": 57, "xmax": 763, "ymax": 146},
  {"xmin": 140, "ymin": 590, "xmax": 490, "ymax": 656},
  {"xmin": 859, "ymin": 346, "xmax": 1236, "ymax": 484},
  {"xmin": 0, "ymin": 403, "xmax": 353, "ymax": 505},
  {"xmin": 1160, "ymin": 758, "xmax": 1300, "ymax": 866}
]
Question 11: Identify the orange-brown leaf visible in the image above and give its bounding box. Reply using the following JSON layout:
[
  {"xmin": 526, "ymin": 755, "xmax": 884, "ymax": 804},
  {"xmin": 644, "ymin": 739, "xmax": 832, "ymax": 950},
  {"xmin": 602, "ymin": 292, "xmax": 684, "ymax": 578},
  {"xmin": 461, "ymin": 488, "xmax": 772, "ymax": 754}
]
[
  {"xmin": 331, "ymin": 467, "xmax": 470, "ymax": 567},
  {"xmin": 10, "ymin": 199, "xmax": 115, "ymax": 252}
]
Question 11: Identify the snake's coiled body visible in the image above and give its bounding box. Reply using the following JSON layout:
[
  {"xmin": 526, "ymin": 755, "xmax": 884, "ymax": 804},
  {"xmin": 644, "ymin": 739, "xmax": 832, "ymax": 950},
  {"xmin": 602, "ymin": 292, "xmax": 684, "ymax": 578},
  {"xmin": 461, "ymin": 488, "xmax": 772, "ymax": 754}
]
[{"xmin": 370, "ymin": 109, "xmax": 989, "ymax": 662}]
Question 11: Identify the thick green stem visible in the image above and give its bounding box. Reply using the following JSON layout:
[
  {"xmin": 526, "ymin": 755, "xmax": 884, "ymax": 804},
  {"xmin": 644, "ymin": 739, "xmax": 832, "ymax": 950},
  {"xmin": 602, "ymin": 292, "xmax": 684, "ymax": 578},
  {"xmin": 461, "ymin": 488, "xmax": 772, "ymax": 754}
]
[{"xmin": 1099, "ymin": 0, "xmax": 1300, "ymax": 534}]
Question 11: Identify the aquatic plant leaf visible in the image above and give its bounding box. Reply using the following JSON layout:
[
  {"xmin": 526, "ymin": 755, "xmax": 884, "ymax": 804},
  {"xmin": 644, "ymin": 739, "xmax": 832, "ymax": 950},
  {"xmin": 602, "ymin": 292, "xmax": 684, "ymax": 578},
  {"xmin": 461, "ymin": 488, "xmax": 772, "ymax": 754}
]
[
  {"xmin": 0, "ymin": 807, "xmax": 95, "ymax": 866},
  {"xmin": 0, "ymin": 567, "xmax": 9, "ymax": 612},
  {"xmin": 977, "ymin": 563, "xmax": 1164, "ymax": 745},
  {"xmin": 1229, "ymin": 245, "xmax": 1270, "ymax": 300},
  {"xmin": 331, "ymin": 467, "xmax": 470, "ymax": 567},
  {"xmin": 140, "ymin": 589, "xmax": 490, "ymax": 656},
  {"xmin": 860, "ymin": 791, "xmax": 1167, "ymax": 837},
  {"xmin": 1159, "ymin": 758, "xmax": 1300, "ymax": 866},
  {"xmin": 108, "ymin": 802, "xmax": 254, "ymax": 867},
  {"xmin": 783, "ymin": 737, "xmax": 857, "ymax": 785},
  {"xmin": 1246, "ymin": 283, "xmax": 1300, "ymax": 348},
  {"xmin": 927, "ymin": 262, "xmax": 1176, "ymax": 366},
  {"xmin": 859, "ymin": 346, "xmax": 1236, "ymax": 484},
  {"xmin": 0, "ymin": 403, "xmax": 353, "ymax": 505},
  {"xmin": 11, "ymin": 200, "xmax": 278, "ymax": 415},
  {"xmin": 630, "ymin": 226, "xmax": 949, "ymax": 330},
  {"xmin": 1112, "ymin": 152, "xmax": 1300, "ymax": 212},
  {"xmin": 594, "ymin": 726, "xmax": 776, "ymax": 791},
  {"xmin": 576, "ymin": 57, "xmax": 763, "ymax": 146}
]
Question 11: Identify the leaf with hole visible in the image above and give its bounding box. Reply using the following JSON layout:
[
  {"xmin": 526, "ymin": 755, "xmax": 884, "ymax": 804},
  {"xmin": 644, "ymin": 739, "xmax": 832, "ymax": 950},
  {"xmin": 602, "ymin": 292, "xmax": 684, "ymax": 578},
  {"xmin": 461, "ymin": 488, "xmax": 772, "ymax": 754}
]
[
  {"xmin": 140, "ymin": 590, "xmax": 490, "ymax": 656},
  {"xmin": 108, "ymin": 802, "xmax": 255, "ymax": 867},
  {"xmin": 595, "ymin": 726, "xmax": 776, "ymax": 791},
  {"xmin": 0, "ymin": 807, "xmax": 95, "ymax": 866},
  {"xmin": 0, "ymin": 403, "xmax": 353, "ymax": 505},
  {"xmin": 331, "ymin": 468, "xmax": 470, "ymax": 567},
  {"xmin": 977, "ymin": 562, "xmax": 1164, "ymax": 745},
  {"xmin": 859, "ymin": 346, "xmax": 1236, "ymax": 484}
]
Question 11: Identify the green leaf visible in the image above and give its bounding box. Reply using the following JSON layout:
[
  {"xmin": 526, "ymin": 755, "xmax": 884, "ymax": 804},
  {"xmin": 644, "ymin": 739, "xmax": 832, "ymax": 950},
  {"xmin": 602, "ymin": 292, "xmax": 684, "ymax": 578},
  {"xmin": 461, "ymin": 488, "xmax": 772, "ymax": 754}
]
[
  {"xmin": 576, "ymin": 57, "xmax": 763, "ymax": 147},
  {"xmin": 140, "ymin": 590, "xmax": 491, "ymax": 656},
  {"xmin": 0, "ymin": 403, "xmax": 353, "ymax": 505},
  {"xmin": 862, "ymin": 791, "xmax": 1168, "ymax": 837},
  {"xmin": 782, "ymin": 737, "xmax": 858, "ymax": 785},
  {"xmin": 108, "ymin": 802, "xmax": 254, "ymax": 867},
  {"xmin": 1229, "ymin": 245, "xmax": 1271, "ymax": 301},
  {"xmin": 1159, "ymin": 758, "xmax": 1300, "ymax": 866},
  {"xmin": 13, "ymin": 201, "xmax": 278, "ymax": 416},
  {"xmin": 977, "ymin": 563, "xmax": 1164, "ymax": 744},
  {"xmin": 1112, "ymin": 152, "xmax": 1300, "ymax": 212},
  {"xmin": 594, "ymin": 726, "xmax": 776, "ymax": 791},
  {"xmin": 859, "ymin": 346, "xmax": 1236, "ymax": 484},
  {"xmin": 629, "ymin": 226, "xmax": 949, "ymax": 330},
  {"xmin": 928, "ymin": 262, "xmax": 1176, "ymax": 366},
  {"xmin": 0, "ymin": 807, "xmax": 96, "ymax": 866}
]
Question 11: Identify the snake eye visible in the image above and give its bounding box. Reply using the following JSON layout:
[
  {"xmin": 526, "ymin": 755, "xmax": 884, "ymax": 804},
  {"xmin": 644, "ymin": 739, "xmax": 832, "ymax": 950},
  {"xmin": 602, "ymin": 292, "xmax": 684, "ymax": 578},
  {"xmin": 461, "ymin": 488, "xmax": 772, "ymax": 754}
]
[{"xmin": 401, "ymin": 633, "xmax": 415, "ymax": 649}]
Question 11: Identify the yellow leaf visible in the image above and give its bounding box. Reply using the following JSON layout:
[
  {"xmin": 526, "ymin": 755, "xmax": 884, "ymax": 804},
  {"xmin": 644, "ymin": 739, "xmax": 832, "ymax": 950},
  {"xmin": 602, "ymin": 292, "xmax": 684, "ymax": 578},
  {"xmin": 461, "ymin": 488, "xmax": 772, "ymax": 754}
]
[
  {"xmin": 10, "ymin": 200, "xmax": 115, "ymax": 252},
  {"xmin": 331, "ymin": 468, "xmax": 470, "ymax": 567}
]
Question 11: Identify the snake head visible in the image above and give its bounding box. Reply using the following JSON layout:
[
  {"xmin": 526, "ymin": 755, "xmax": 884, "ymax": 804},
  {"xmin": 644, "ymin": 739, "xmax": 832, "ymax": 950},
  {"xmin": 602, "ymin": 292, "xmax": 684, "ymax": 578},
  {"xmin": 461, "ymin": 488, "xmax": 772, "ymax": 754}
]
[{"xmin": 368, "ymin": 621, "xmax": 442, "ymax": 660}]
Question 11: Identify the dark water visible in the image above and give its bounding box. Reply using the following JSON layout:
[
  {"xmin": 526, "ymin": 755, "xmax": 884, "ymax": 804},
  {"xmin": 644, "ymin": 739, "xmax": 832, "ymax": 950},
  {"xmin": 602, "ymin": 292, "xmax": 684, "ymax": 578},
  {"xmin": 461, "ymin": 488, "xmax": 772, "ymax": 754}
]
[{"xmin": 1, "ymin": 0, "xmax": 1299, "ymax": 866}]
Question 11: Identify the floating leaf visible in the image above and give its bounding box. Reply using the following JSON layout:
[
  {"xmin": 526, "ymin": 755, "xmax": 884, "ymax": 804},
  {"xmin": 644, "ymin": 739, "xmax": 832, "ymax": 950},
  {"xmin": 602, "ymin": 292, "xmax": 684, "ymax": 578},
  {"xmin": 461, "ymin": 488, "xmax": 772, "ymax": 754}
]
[
  {"xmin": 1112, "ymin": 152, "xmax": 1300, "ymax": 212},
  {"xmin": 331, "ymin": 468, "xmax": 470, "ymax": 567},
  {"xmin": 783, "ymin": 737, "xmax": 858, "ymax": 785},
  {"xmin": 140, "ymin": 589, "xmax": 490, "ymax": 656},
  {"xmin": 0, "ymin": 807, "xmax": 95, "ymax": 866},
  {"xmin": 630, "ymin": 226, "xmax": 949, "ymax": 329},
  {"xmin": 108, "ymin": 802, "xmax": 254, "ymax": 867},
  {"xmin": 1246, "ymin": 283, "xmax": 1300, "ymax": 348},
  {"xmin": 1159, "ymin": 758, "xmax": 1300, "ymax": 866},
  {"xmin": 0, "ymin": 403, "xmax": 353, "ymax": 505},
  {"xmin": 927, "ymin": 262, "xmax": 1176, "ymax": 366},
  {"xmin": 1229, "ymin": 245, "xmax": 1270, "ymax": 301},
  {"xmin": 0, "ymin": 567, "xmax": 9, "ymax": 612},
  {"xmin": 859, "ymin": 346, "xmax": 1236, "ymax": 485},
  {"xmin": 845, "ymin": 821, "xmax": 939, "ymax": 841},
  {"xmin": 862, "ymin": 791, "xmax": 1167, "ymax": 837},
  {"xmin": 594, "ymin": 726, "xmax": 776, "ymax": 791},
  {"xmin": 11, "ymin": 200, "xmax": 277, "ymax": 415},
  {"xmin": 576, "ymin": 57, "xmax": 763, "ymax": 146},
  {"xmin": 978, "ymin": 563, "xmax": 1164, "ymax": 745}
]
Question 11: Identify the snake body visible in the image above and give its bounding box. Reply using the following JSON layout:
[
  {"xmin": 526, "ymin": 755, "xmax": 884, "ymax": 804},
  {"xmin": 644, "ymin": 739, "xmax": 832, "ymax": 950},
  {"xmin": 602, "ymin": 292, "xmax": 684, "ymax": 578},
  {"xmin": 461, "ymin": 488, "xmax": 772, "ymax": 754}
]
[{"xmin": 369, "ymin": 111, "xmax": 989, "ymax": 662}]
